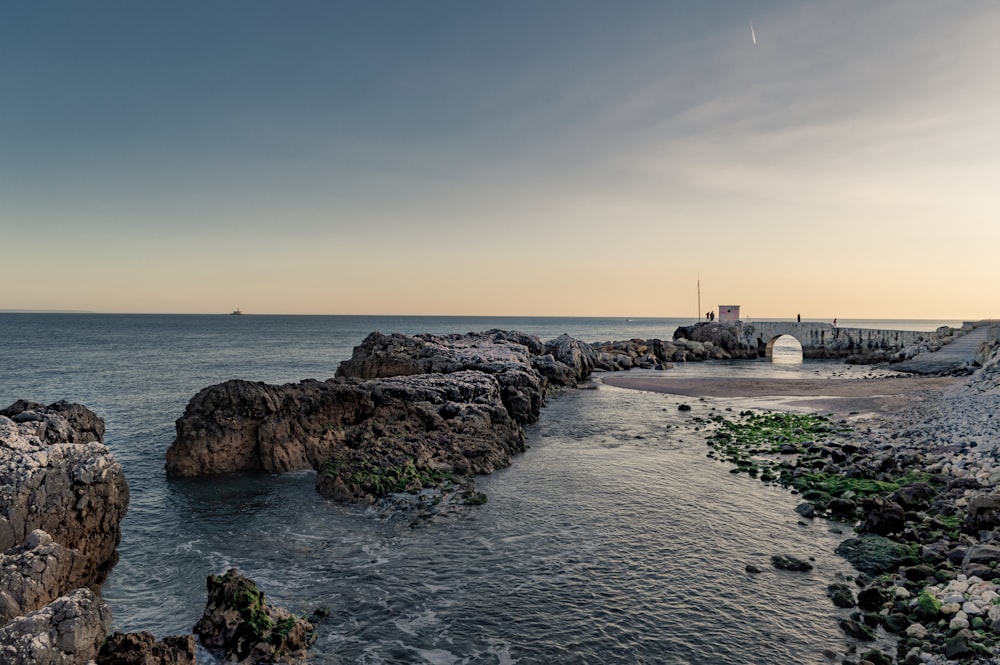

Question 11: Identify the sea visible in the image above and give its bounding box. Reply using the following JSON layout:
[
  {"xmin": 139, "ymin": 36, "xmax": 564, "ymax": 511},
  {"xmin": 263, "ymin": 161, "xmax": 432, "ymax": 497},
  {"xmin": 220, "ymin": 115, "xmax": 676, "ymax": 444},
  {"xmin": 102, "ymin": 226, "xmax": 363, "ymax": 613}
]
[{"xmin": 0, "ymin": 314, "xmax": 963, "ymax": 664}]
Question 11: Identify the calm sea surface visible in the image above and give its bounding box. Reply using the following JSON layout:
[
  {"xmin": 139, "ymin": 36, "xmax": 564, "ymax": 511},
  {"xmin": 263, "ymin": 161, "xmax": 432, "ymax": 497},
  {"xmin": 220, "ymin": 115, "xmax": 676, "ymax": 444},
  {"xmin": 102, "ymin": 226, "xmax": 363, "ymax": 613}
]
[{"xmin": 0, "ymin": 314, "xmax": 960, "ymax": 664}]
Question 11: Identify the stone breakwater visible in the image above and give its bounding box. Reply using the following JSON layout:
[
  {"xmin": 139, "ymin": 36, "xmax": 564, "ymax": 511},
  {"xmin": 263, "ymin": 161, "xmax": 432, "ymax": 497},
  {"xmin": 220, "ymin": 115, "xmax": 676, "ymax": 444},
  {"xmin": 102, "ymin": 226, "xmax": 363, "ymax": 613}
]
[{"xmin": 166, "ymin": 330, "xmax": 601, "ymax": 504}]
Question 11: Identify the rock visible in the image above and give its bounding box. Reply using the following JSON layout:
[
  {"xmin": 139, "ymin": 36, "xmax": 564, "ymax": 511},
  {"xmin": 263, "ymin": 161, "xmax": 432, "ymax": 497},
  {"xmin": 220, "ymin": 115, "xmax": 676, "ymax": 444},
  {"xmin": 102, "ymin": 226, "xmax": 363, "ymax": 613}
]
[
  {"xmin": 964, "ymin": 492, "xmax": 1000, "ymax": 531},
  {"xmin": 0, "ymin": 530, "xmax": 91, "ymax": 624},
  {"xmin": 827, "ymin": 583, "xmax": 856, "ymax": 608},
  {"xmin": 194, "ymin": 569, "xmax": 315, "ymax": 664},
  {"xmin": 962, "ymin": 544, "xmax": 1000, "ymax": 569},
  {"xmin": 0, "ymin": 409, "xmax": 129, "ymax": 588},
  {"xmin": 0, "ymin": 588, "xmax": 111, "ymax": 665},
  {"xmin": 861, "ymin": 496, "xmax": 905, "ymax": 535},
  {"xmin": 771, "ymin": 554, "xmax": 812, "ymax": 572},
  {"xmin": 943, "ymin": 633, "xmax": 975, "ymax": 659},
  {"xmin": 835, "ymin": 534, "xmax": 918, "ymax": 576},
  {"xmin": 794, "ymin": 502, "xmax": 815, "ymax": 518},
  {"xmin": 1, "ymin": 400, "xmax": 105, "ymax": 444},
  {"xmin": 838, "ymin": 617, "xmax": 875, "ymax": 640},
  {"xmin": 890, "ymin": 482, "xmax": 936, "ymax": 510},
  {"xmin": 97, "ymin": 631, "xmax": 196, "ymax": 665},
  {"xmin": 672, "ymin": 322, "xmax": 758, "ymax": 359},
  {"xmin": 856, "ymin": 586, "xmax": 887, "ymax": 612}
]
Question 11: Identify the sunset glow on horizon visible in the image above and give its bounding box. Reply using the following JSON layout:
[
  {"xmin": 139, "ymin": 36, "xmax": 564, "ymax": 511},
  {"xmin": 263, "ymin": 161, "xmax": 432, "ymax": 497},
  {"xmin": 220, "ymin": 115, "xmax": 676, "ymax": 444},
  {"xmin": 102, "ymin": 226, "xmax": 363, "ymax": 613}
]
[{"xmin": 3, "ymin": 2, "xmax": 998, "ymax": 321}]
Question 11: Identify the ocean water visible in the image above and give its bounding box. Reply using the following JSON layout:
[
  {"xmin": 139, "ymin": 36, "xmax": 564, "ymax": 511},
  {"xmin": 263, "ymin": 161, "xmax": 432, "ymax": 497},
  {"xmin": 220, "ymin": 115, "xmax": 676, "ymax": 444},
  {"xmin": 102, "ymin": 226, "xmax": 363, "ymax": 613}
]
[{"xmin": 0, "ymin": 314, "xmax": 958, "ymax": 664}]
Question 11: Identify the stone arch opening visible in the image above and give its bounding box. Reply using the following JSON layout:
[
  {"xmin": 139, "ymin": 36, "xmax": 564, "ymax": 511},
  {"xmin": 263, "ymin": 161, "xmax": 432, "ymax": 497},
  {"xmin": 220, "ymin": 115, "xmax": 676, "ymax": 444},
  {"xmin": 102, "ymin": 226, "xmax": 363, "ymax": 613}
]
[{"xmin": 765, "ymin": 334, "xmax": 804, "ymax": 363}]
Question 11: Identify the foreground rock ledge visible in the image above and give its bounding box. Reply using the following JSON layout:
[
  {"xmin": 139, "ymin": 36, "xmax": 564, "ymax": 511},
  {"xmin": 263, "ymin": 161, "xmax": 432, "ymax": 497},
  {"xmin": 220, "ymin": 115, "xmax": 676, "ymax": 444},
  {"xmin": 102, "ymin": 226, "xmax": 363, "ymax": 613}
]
[
  {"xmin": 165, "ymin": 330, "xmax": 600, "ymax": 503},
  {"xmin": 0, "ymin": 401, "xmax": 128, "ymax": 663}
]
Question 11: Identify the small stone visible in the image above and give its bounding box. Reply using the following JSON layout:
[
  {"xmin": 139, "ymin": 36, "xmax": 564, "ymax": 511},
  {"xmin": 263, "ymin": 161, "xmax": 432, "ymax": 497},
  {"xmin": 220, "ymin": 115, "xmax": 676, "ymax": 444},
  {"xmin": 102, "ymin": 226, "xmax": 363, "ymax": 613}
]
[{"xmin": 905, "ymin": 622, "xmax": 927, "ymax": 639}]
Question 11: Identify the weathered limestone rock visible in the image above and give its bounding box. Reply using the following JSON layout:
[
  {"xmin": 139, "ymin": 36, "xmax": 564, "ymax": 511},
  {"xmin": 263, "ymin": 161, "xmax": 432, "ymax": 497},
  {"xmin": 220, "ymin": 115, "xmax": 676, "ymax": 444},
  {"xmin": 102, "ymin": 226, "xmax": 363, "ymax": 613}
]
[
  {"xmin": 167, "ymin": 331, "xmax": 596, "ymax": 502},
  {"xmin": 592, "ymin": 338, "xmax": 676, "ymax": 370},
  {"xmin": 194, "ymin": 568, "xmax": 314, "ymax": 665},
  {"xmin": 0, "ymin": 587, "xmax": 111, "ymax": 665},
  {"xmin": 0, "ymin": 530, "xmax": 91, "ymax": 624},
  {"xmin": 1, "ymin": 400, "xmax": 106, "ymax": 444},
  {"xmin": 97, "ymin": 631, "xmax": 197, "ymax": 665},
  {"xmin": 673, "ymin": 322, "xmax": 758, "ymax": 360},
  {"xmin": 0, "ymin": 408, "xmax": 128, "ymax": 587},
  {"xmin": 166, "ymin": 378, "xmax": 376, "ymax": 477}
]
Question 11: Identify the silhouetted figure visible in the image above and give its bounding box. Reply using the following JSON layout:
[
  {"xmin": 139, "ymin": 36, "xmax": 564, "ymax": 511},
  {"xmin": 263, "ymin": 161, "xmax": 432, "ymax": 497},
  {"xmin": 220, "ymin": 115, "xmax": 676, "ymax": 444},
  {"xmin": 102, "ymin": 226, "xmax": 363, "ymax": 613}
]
[{"xmin": 797, "ymin": 313, "xmax": 801, "ymax": 323}]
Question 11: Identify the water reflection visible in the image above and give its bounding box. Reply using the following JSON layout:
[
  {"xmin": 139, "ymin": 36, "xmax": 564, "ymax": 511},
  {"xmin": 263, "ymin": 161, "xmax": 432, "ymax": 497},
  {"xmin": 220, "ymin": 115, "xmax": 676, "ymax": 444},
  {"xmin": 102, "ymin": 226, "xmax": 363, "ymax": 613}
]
[{"xmin": 770, "ymin": 334, "xmax": 804, "ymax": 364}]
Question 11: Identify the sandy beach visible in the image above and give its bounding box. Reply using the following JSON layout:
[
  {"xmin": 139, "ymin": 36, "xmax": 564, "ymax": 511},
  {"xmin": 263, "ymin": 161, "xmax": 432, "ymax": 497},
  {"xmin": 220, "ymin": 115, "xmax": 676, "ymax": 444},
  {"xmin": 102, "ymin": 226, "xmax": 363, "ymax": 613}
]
[{"xmin": 600, "ymin": 373, "xmax": 960, "ymax": 414}]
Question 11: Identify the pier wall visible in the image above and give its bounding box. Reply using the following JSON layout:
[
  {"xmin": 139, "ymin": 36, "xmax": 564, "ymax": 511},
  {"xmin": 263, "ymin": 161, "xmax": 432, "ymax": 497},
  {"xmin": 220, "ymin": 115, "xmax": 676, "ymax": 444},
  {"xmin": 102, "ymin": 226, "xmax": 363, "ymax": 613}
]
[{"xmin": 745, "ymin": 322, "xmax": 930, "ymax": 359}]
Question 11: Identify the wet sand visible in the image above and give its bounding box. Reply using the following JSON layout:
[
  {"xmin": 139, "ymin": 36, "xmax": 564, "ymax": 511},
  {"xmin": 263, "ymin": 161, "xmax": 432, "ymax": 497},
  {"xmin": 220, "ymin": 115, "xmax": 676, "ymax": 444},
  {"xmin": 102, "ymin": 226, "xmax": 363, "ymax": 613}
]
[{"xmin": 600, "ymin": 374, "xmax": 960, "ymax": 414}]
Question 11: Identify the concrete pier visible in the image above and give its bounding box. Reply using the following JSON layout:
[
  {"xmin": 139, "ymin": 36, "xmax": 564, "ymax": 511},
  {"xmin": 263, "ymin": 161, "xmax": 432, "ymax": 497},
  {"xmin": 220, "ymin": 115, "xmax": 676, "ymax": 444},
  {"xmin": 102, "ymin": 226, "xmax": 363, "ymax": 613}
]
[{"xmin": 747, "ymin": 322, "xmax": 929, "ymax": 359}]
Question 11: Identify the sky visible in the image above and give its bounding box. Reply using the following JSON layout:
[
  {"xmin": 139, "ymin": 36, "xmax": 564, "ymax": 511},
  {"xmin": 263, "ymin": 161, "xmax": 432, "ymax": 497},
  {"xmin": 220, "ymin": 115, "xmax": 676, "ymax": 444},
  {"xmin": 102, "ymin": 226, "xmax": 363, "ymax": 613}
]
[{"xmin": 2, "ymin": 1, "xmax": 998, "ymax": 319}]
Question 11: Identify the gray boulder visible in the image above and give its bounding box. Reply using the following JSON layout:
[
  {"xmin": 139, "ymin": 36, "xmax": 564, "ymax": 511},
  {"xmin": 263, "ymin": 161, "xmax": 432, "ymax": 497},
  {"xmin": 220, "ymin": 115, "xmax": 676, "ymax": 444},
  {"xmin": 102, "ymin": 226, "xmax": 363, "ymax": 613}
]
[{"xmin": 0, "ymin": 588, "xmax": 111, "ymax": 665}]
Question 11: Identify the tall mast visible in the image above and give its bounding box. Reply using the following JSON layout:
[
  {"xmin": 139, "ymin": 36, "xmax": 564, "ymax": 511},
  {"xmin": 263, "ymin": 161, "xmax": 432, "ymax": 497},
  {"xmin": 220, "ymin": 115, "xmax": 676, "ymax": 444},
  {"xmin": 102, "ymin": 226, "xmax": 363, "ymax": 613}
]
[{"xmin": 697, "ymin": 275, "xmax": 701, "ymax": 322}]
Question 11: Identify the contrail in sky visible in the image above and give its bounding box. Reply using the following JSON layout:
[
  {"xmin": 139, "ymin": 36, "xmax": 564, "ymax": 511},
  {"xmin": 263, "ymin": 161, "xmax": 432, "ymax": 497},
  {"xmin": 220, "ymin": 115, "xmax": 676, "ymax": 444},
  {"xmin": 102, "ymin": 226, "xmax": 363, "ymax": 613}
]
[{"xmin": 750, "ymin": 22, "xmax": 757, "ymax": 45}]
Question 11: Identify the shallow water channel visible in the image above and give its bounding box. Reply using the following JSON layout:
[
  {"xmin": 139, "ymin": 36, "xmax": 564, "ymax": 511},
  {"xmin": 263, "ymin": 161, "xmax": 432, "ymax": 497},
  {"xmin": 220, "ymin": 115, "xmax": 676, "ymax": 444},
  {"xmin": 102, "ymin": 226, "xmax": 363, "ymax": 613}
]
[{"xmin": 106, "ymin": 380, "xmax": 883, "ymax": 664}]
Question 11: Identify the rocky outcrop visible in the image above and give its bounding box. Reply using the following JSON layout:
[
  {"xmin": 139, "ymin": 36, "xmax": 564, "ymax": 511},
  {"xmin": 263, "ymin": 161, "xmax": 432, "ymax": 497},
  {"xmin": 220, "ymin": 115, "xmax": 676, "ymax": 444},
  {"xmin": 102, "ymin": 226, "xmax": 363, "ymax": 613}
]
[
  {"xmin": 0, "ymin": 530, "xmax": 91, "ymax": 625},
  {"xmin": 0, "ymin": 587, "xmax": 111, "ymax": 665},
  {"xmin": 167, "ymin": 330, "xmax": 599, "ymax": 503},
  {"xmin": 0, "ymin": 402, "xmax": 131, "ymax": 664},
  {"xmin": 194, "ymin": 569, "xmax": 315, "ymax": 665},
  {"xmin": 0, "ymin": 408, "xmax": 129, "ymax": 587},
  {"xmin": 672, "ymin": 322, "xmax": 759, "ymax": 360},
  {"xmin": 97, "ymin": 631, "xmax": 197, "ymax": 665},
  {"xmin": 591, "ymin": 338, "xmax": 676, "ymax": 370}
]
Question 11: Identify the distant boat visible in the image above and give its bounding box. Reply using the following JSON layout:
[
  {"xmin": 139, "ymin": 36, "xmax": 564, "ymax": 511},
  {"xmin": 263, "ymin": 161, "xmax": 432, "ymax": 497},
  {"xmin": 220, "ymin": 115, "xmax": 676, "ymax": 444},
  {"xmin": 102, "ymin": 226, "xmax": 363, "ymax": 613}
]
[{"xmin": 230, "ymin": 308, "xmax": 244, "ymax": 315}]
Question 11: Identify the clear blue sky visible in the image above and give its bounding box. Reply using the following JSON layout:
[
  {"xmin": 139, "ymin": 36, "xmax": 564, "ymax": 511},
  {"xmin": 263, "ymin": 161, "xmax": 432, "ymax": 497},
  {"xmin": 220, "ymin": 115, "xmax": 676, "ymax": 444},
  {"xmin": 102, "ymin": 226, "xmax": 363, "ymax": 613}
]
[{"xmin": 3, "ymin": 1, "xmax": 998, "ymax": 318}]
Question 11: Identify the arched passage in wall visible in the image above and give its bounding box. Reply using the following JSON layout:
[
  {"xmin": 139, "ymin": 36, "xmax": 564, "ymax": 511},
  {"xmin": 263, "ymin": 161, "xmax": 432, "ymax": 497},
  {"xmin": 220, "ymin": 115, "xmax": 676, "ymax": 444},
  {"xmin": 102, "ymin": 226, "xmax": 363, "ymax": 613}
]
[{"xmin": 765, "ymin": 334, "xmax": 804, "ymax": 363}]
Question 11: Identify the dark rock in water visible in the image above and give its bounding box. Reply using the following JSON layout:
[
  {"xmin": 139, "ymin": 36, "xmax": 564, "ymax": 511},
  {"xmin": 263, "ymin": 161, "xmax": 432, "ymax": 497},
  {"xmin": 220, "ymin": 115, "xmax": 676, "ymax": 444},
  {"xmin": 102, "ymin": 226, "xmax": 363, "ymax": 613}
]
[
  {"xmin": 0, "ymin": 587, "xmax": 112, "ymax": 664},
  {"xmin": 771, "ymin": 554, "xmax": 813, "ymax": 572},
  {"xmin": 194, "ymin": 568, "xmax": 315, "ymax": 665},
  {"xmin": 856, "ymin": 586, "xmax": 888, "ymax": 612},
  {"xmin": 827, "ymin": 497, "xmax": 858, "ymax": 518},
  {"xmin": 826, "ymin": 582, "xmax": 856, "ymax": 608},
  {"xmin": 838, "ymin": 617, "xmax": 875, "ymax": 640},
  {"xmin": 880, "ymin": 613, "xmax": 909, "ymax": 634},
  {"xmin": 678, "ymin": 404, "xmax": 692, "ymax": 412},
  {"xmin": 861, "ymin": 496, "xmax": 905, "ymax": 536},
  {"xmin": 745, "ymin": 564, "xmax": 762, "ymax": 574},
  {"xmin": 860, "ymin": 648, "xmax": 894, "ymax": 665},
  {"xmin": 836, "ymin": 534, "xmax": 918, "ymax": 576},
  {"xmin": 794, "ymin": 502, "xmax": 815, "ymax": 519},
  {"xmin": 166, "ymin": 330, "xmax": 603, "ymax": 504},
  {"xmin": 97, "ymin": 631, "xmax": 196, "ymax": 665}
]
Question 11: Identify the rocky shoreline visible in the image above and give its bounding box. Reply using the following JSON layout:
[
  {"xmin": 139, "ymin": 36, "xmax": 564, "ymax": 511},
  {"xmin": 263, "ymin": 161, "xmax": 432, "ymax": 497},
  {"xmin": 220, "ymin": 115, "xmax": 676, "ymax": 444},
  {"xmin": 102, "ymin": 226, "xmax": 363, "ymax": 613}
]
[
  {"xmin": 0, "ymin": 402, "xmax": 313, "ymax": 664},
  {"xmin": 634, "ymin": 344, "xmax": 1000, "ymax": 664},
  {"xmin": 4, "ymin": 325, "xmax": 997, "ymax": 663}
]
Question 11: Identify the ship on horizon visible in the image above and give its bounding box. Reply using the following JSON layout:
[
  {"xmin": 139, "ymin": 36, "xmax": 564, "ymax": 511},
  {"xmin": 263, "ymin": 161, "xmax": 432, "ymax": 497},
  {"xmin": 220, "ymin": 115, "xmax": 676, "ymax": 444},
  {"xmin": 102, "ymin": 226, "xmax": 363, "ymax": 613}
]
[{"xmin": 230, "ymin": 307, "xmax": 244, "ymax": 315}]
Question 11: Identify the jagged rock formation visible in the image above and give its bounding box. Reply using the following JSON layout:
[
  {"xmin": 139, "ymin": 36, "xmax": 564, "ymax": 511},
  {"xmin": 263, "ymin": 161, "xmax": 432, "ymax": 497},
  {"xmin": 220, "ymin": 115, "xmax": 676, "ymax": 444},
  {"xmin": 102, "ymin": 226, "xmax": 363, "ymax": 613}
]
[
  {"xmin": 0, "ymin": 530, "xmax": 91, "ymax": 625},
  {"xmin": 672, "ymin": 322, "xmax": 759, "ymax": 360},
  {"xmin": 97, "ymin": 631, "xmax": 197, "ymax": 665},
  {"xmin": 0, "ymin": 587, "xmax": 111, "ymax": 665},
  {"xmin": 591, "ymin": 338, "xmax": 676, "ymax": 370},
  {"xmin": 0, "ymin": 402, "xmax": 130, "ymax": 664},
  {"xmin": 194, "ymin": 569, "xmax": 315, "ymax": 665},
  {"xmin": 0, "ymin": 407, "xmax": 129, "ymax": 586},
  {"xmin": 166, "ymin": 330, "xmax": 598, "ymax": 503}
]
